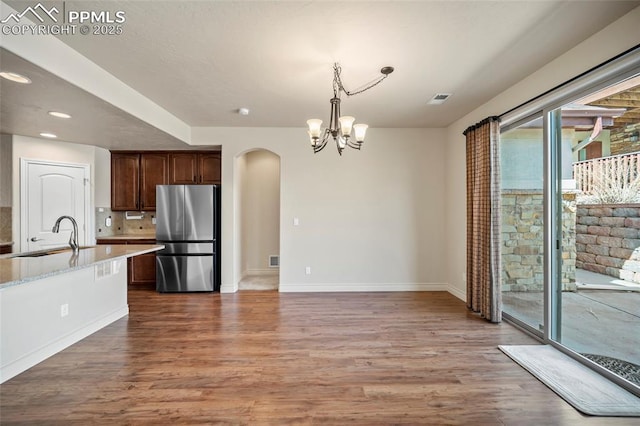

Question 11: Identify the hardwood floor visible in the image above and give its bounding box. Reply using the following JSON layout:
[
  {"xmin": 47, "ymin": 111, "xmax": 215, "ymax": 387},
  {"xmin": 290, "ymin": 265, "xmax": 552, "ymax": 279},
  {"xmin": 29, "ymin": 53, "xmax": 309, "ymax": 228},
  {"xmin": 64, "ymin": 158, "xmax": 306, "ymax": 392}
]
[{"xmin": 1, "ymin": 290, "xmax": 637, "ymax": 425}]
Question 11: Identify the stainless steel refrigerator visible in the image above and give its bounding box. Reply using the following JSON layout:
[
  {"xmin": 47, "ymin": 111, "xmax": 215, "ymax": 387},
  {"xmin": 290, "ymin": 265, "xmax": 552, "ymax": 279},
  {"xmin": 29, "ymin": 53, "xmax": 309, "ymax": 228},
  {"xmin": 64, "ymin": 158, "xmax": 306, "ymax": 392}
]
[{"xmin": 156, "ymin": 185, "xmax": 220, "ymax": 292}]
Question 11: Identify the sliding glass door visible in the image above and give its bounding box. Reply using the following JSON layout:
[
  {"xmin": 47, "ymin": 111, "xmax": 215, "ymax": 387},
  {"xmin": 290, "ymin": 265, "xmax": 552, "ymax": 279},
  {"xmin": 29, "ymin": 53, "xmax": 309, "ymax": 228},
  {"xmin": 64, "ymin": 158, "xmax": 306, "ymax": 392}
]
[
  {"xmin": 500, "ymin": 116, "xmax": 545, "ymax": 334},
  {"xmin": 500, "ymin": 48, "xmax": 640, "ymax": 396},
  {"xmin": 550, "ymin": 74, "xmax": 640, "ymax": 391}
]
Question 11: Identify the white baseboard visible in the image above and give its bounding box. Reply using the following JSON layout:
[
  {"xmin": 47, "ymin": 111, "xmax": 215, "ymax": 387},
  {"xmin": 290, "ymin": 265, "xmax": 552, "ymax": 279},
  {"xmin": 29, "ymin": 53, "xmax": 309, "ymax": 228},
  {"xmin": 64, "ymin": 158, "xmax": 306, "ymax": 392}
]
[
  {"xmin": 224, "ymin": 281, "xmax": 465, "ymax": 298},
  {"xmin": 220, "ymin": 282, "xmax": 238, "ymax": 293},
  {"xmin": 278, "ymin": 282, "xmax": 449, "ymax": 292},
  {"xmin": 447, "ymin": 284, "xmax": 467, "ymax": 302},
  {"xmin": 0, "ymin": 306, "xmax": 129, "ymax": 384}
]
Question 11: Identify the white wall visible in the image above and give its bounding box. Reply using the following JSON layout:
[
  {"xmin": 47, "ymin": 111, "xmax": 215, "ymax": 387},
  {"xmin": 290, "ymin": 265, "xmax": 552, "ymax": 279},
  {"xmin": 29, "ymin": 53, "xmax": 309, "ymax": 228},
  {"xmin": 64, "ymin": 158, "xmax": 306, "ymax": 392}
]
[
  {"xmin": 444, "ymin": 6, "xmax": 640, "ymax": 301},
  {"xmin": 240, "ymin": 149, "xmax": 280, "ymax": 276},
  {"xmin": 235, "ymin": 153, "xmax": 247, "ymax": 283},
  {"xmin": 192, "ymin": 127, "xmax": 447, "ymax": 293},
  {"xmin": 94, "ymin": 147, "xmax": 112, "ymax": 207},
  {"xmin": 10, "ymin": 135, "xmax": 108, "ymax": 251}
]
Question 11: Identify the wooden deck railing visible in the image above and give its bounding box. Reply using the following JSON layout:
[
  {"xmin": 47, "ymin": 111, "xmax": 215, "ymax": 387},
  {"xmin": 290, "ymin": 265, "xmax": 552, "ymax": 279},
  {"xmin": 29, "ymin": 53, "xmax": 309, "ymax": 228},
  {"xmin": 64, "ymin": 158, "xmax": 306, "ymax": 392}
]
[{"xmin": 573, "ymin": 152, "xmax": 640, "ymax": 194}]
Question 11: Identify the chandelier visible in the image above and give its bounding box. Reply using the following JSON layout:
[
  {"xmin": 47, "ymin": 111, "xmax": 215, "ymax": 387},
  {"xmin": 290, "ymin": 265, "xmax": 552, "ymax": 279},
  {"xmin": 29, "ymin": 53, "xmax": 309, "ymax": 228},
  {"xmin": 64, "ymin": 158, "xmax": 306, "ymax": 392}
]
[{"xmin": 306, "ymin": 63, "xmax": 394, "ymax": 155}]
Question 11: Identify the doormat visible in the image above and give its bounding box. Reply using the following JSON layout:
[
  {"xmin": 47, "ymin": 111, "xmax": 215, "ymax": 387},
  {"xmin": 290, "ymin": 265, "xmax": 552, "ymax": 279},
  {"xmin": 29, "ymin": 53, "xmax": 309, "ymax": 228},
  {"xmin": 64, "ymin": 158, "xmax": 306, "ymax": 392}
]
[
  {"xmin": 582, "ymin": 354, "xmax": 640, "ymax": 387},
  {"xmin": 499, "ymin": 345, "xmax": 640, "ymax": 417}
]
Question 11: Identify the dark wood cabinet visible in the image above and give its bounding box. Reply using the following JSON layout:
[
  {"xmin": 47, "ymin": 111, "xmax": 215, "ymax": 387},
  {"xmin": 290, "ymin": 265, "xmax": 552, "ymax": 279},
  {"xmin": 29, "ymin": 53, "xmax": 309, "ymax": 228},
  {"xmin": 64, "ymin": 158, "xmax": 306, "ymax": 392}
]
[
  {"xmin": 112, "ymin": 151, "xmax": 221, "ymax": 211},
  {"xmin": 169, "ymin": 153, "xmax": 199, "ymax": 184},
  {"xmin": 96, "ymin": 238, "xmax": 157, "ymax": 288},
  {"xmin": 169, "ymin": 152, "xmax": 221, "ymax": 185},
  {"xmin": 129, "ymin": 239, "xmax": 157, "ymax": 287},
  {"xmin": 111, "ymin": 153, "xmax": 140, "ymax": 211},
  {"xmin": 140, "ymin": 153, "xmax": 169, "ymax": 210},
  {"xmin": 111, "ymin": 152, "xmax": 167, "ymax": 211},
  {"xmin": 129, "ymin": 253, "xmax": 156, "ymax": 286},
  {"xmin": 199, "ymin": 152, "xmax": 221, "ymax": 184}
]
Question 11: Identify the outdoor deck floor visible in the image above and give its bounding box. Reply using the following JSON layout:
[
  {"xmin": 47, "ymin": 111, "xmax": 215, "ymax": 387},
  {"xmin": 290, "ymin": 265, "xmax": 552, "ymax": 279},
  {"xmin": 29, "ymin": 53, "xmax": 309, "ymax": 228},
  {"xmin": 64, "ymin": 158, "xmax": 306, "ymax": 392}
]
[{"xmin": 502, "ymin": 269, "xmax": 640, "ymax": 366}]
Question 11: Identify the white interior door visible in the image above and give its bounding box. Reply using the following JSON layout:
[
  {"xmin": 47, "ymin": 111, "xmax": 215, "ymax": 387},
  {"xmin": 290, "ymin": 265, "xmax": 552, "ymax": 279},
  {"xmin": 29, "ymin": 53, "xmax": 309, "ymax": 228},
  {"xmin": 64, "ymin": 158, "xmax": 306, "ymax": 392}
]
[{"xmin": 21, "ymin": 159, "xmax": 89, "ymax": 252}]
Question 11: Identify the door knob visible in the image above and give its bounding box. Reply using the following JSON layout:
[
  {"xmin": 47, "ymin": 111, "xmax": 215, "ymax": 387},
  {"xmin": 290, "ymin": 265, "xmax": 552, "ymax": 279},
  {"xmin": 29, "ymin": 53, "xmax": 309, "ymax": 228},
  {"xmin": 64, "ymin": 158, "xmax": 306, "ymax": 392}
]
[{"xmin": 30, "ymin": 237, "xmax": 44, "ymax": 242}]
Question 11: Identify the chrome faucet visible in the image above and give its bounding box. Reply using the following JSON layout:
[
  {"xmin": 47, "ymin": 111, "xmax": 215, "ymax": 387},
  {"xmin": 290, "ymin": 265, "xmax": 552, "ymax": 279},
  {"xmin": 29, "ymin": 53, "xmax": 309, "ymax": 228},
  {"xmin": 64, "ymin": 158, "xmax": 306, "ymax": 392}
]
[{"xmin": 52, "ymin": 215, "xmax": 79, "ymax": 254}]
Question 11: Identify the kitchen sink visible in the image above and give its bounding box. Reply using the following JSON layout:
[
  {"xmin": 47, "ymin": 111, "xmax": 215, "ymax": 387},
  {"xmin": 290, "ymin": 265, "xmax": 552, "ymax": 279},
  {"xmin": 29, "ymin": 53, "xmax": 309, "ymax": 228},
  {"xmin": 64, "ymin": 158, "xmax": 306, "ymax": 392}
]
[{"xmin": 14, "ymin": 249, "xmax": 69, "ymax": 257}]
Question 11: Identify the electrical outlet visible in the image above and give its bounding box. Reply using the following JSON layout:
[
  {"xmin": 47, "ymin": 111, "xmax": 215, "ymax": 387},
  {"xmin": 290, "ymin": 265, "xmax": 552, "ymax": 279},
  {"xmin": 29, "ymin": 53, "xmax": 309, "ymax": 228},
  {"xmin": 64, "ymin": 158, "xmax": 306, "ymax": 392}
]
[
  {"xmin": 60, "ymin": 303, "xmax": 69, "ymax": 318},
  {"xmin": 305, "ymin": 266, "xmax": 311, "ymax": 275},
  {"xmin": 152, "ymin": 217, "xmax": 157, "ymax": 225},
  {"xmin": 293, "ymin": 217, "xmax": 299, "ymax": 226}
]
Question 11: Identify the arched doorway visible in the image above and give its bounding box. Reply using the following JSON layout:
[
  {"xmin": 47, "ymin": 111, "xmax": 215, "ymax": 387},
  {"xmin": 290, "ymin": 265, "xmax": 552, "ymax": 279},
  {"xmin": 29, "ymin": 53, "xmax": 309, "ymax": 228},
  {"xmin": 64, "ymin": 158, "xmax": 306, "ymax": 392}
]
[{"xmin": 236, "ymin": 149, "xmax": 281, "ymax": 290}]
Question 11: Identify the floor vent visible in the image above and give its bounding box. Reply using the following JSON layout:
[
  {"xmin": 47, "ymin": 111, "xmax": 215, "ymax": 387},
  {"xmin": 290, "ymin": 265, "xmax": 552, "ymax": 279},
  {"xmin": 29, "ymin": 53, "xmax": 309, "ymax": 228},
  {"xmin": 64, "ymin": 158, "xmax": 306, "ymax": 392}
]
[{"xmin": 269, "ymin": 255, "xmax": 279, "ymax": 268}]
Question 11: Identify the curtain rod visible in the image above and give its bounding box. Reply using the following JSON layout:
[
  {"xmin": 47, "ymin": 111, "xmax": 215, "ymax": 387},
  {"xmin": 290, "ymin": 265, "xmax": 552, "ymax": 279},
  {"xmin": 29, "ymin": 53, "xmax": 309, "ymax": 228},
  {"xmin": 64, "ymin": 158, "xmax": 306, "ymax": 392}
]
[{"xmin": 463, "ymin": 116, "xmax": 501, "ymax": 136}]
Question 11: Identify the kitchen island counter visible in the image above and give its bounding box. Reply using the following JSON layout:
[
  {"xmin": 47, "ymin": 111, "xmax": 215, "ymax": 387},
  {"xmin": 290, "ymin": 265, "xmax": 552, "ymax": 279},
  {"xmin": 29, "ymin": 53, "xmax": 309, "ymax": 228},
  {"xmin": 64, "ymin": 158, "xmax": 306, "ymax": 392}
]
[
  {"xmin": 0, "ymin": 244, "xmax": 164, "ymax": 383},
  {"xmin": 0, "ymin": 244, "xmax": 163, "ymax": 290}
]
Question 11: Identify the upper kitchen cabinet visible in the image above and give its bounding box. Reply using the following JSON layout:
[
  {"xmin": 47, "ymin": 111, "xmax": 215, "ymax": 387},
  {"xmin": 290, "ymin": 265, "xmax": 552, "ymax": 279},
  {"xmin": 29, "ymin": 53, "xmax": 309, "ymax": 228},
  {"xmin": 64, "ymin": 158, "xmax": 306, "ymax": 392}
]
[
  {"xmin": 111, "ymin": 153, "xmax": 140, "ymax": 211},
  {"xmin": 199, "ymin": 152, "xmax": 222, "ymax": 185},
  {"xmin": 140, "ymin": 153, "xmax": 169, "ymax": 210},
  {"xmin": 111, "ymin": 152, "xmax": 169, "ymax": 211},
  {"xmin": 169, "ymin": 152, "xmax": 221, "ymax": 185},
  {"xmin": 168, "ymin": 153, "xmax": 198, "ymax": 184}
]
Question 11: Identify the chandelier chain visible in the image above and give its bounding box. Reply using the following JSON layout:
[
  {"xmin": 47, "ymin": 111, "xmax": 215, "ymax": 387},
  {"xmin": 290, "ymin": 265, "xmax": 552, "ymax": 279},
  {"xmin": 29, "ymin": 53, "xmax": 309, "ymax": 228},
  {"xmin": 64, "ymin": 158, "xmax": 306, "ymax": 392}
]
[{"xmin": 333, "ymin": 63, "xmax": 390, "ymax": 97}]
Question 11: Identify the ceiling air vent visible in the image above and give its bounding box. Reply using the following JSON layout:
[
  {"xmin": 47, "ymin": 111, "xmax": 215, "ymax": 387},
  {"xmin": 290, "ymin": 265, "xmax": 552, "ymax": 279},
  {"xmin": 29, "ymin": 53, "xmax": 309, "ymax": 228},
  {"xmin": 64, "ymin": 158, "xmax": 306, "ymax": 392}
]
[{"xmin": 428, "ymin": 93, "xmax": 452, "ymax": 105}]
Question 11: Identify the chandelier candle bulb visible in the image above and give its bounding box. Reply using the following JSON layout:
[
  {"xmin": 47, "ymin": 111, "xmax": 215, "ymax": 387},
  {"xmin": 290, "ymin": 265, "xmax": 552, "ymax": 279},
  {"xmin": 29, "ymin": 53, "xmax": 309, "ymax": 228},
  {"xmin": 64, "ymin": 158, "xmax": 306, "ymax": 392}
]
[
  {"xmin": 307, "ymin": 119, "xmax": 322, "ymax": 138},
  {"xmin": 338, "ymin": 116, "xmax": 355, "ymax": 137},
  {"xmin": 353, "ymin": 123, "xmax": 368, "ymax": 142}
]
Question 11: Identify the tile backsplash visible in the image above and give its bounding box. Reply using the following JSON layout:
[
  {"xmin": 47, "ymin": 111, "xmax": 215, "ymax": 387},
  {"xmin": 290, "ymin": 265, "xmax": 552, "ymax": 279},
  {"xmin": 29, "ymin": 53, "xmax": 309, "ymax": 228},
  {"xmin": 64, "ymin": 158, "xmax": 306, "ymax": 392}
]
[
  {"xmin": 95, "ymin": 208, "xmax": 156, "ymax": 237},
  {"xmin": 0, "ymin": 207, "xmax": 11, "ymax": 242}
]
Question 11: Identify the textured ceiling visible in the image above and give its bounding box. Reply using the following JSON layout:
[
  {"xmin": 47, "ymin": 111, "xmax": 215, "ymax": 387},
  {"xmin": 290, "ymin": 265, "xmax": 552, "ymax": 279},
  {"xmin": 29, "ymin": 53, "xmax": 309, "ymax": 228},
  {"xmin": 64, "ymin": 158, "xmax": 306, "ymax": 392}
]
[
  {"xmin": 1, "ymin": 1, "xmax": 639, "ymax": 149},
  {"xmin": 0, "ymin": 49, "xmax": 193, "ymax": 150}
]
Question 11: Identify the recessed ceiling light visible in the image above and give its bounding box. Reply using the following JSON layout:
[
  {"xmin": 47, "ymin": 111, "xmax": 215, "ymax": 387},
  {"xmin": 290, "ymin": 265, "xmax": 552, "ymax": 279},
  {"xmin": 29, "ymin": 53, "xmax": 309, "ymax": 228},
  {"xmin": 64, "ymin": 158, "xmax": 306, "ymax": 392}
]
[
  {"xmin": 0, "ymin": 71, "xmax": 32, "ymax": 84},
  {"xmin": 48, "ymin": 111, "xmax": 72, "ymax": 119},
  {"xmin": 39, "ymin": 132, "xmax": 57, "ymax": 138},
  {"xmin": 427, "ymin": 93, "xmax": 452, "ymax": 105}
]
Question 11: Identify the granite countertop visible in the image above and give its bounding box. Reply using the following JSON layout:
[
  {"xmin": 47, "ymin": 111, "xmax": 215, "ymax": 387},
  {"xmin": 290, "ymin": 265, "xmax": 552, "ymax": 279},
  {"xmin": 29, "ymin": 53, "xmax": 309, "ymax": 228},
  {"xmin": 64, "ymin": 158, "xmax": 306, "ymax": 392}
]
[
  {"xmin": 0, "ymin": 244, "xmax": 164, "ymax": 290},
  {"xmin": 0, "ymin": 241, "xmax": 14, "ymax": 247}
]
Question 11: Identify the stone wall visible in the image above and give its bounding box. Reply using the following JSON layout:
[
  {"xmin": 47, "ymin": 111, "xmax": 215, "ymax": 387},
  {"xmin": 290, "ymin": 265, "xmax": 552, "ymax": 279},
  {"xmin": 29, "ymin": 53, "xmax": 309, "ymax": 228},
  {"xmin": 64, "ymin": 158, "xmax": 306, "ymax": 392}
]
[
  {"xmin": 609, "ymin": 123, "xmax": 640, "ymax": 156},
  {"xmin": 576, "ymin": 204, "xmax": 640, "ymax": 283},
  {"xmin": 502, "ymin": 190, "xmax": 576, "ymax": 292}
]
